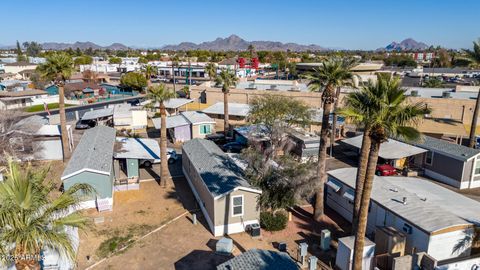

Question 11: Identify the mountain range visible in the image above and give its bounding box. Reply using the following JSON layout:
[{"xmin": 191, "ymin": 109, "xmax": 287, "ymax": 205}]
[
  {"xmin": 0, "ymin": 42, "xmax": 129, "ymax": 50},
  {"xmin": 162, "ymin": 35, "xmax": 326, "ymax": 51},
  {"xmin": 382, "ymin": 38, "xmax": 429, "ymax": 51}
]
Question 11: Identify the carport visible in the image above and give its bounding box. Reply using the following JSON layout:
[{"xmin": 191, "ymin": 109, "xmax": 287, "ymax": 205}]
[
  {"xmin": 341, "ymin": 135, "xmax": 427, "ymax": 169},
  {"xmin": 113, "ymin": 137, "xmax": 160, "ymax": 190},
  {"xmin": 81, "ymin": 107, "xmax": 114, "ymax": 125}
]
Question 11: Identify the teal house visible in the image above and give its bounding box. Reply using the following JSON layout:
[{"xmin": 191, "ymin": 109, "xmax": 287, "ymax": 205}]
[{"xmin": 61, "ymin": 125, "xmax": 116, "ymax": 211}]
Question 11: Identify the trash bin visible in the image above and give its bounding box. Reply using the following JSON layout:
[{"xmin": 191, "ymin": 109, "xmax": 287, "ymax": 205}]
[{"xmin": 250, "ymin": 223, "xmax": 261, "ymax": 237}]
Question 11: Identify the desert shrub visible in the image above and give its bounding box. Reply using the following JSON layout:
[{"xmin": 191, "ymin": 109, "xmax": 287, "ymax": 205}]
[{"xmin": 260, "ymin": 211, "xmax": 288, "ymax": 231}]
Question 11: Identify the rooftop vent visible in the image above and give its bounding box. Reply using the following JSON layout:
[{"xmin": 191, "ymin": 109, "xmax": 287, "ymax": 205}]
[
  {"xmin": 402, "ymin": 197, "xmax": 407, "ymax": 205},
  {"xmin": 268, "ymin": 84, "xmax": 278, "ymax": 91},
  {"xmin": 390, "ymin": 188, "xmax": 398, "ymax": 193}
]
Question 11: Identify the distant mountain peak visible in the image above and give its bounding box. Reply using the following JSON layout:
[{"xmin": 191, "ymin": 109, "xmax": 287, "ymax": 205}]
[
  {"xmin": 162, "ymin": 35, "xmax": 325, "ymax": 52},
  {"xmin": 383, "ymin": 38, "xmax": 429, "ymax": 51},
  {"xmin": 39, "ymin": 41, "xmax": 129, "ymax": 50}
]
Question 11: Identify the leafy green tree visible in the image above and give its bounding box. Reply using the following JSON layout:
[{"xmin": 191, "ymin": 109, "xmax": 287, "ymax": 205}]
[
  {"xmin": 37, "ymin": 52, "xmax": 75, "ymax": 161},
  {"xmin": 74, "ymin": 55, "xmax": 93, "ymax": 66},
  {"xmin": 15, "ymin": 41, "xmax": 27, "ymax": 62},
  {"xmin": 120, "ymin": 72, "xmax": 147, "ymax": 92},
  {"xmin": 109, "ymin": 57, "xmax": 122, "ymax": 64},
  {"xmin": 146, "ymin": 84, "xmax": 176, "ymax": 187},
  {"xmin": 84, "ymin": 47, "xmax": 94, "ymax": 56},
  {"xmin": 138, "ymin": 57, "xmax": 148, "ymax": 64},
  {"xmin": 181, "ymin": 85, "xmax": 190, "ymax": 99},
  {"xmin": 75, "ymin": 48, "xmax": 82, "ymax": 57},
  {"xmin": 340, "ymin": 75, "xmax": 429, "ymax": 270},
  {"xmin": 22, "ymin": 41, "xmax": 43, "ymax": 57},
  {"xmin": 423, "ymin": 78, "xmax": 444, "ymax": 88},
  {"xmin": 248, "ymin": 94, "xmax": 311, "ymax": 160},
  {"xmin": 215, "ymin": 69, "xmax": 238, "ymax": 136},
  {"xmin": 0, "ymin": 160, "xmax": 93, "ymax": 270},
  {"xmin": 304, "ymin": 57, "xmax": 356, "ymax": 221},
  {"xmin": 465, "ymin": 39, "xmax": 480, "ymax": 148}
]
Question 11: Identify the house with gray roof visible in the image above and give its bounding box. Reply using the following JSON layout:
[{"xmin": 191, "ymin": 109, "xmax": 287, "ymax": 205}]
[
  {"xmin": 202, "ymin": 102, "xmax": 250, "ymax": 126},
  {"xmin": 217, "ymin": 249, "xmax": 298, "ymax": 270},
  {"xmin": 152, "ymin": 111, "xmax": 215, "ymax": 142},
  {"xmin": 61, "ymin": 125, "xmax": 116, "ymax": 211},
  {"xmin": 182, "ymin": 139, "xmax": 261, "ymax": 236},
  {"xmin": 327, "ymin": 167, "xmax": 480, "ymax": 261},
  {"xmin": 409, "ymin": 136, "xmax": 480, "ymax": 189}
]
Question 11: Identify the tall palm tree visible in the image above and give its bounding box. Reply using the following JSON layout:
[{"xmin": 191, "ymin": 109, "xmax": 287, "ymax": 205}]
[
  {"xmin": 142, "ymin": 64, "xmax": 157, "ymax": 87},
  {"xmin": 37, "ymin": 52, "xmax": 75, "ymax": 162},
  {"xmin": 215, "ymin": 69, "xmax": 238, "ymax": 137},
  {"xmin": 304, "ymin": 57, "xmax": 356, "ymax": 221},
  {"xmin": 342, "ymin": 76, "xmax": 429, "ymax": 270},
  {"xmin": 205, "ymin": 62, "xmax": 217, "ymax": 82},
  {"xmin": 465, "ymin": 39, "xmax": 480, "ymax": 148},
  {"xmin": 171, "ymin": 55, "xmax": 180, "ymax": 92},
  {"xmin": 0, "ymin": 159, "xmax": 93, "ymax": 270},
  {"xmin": 147, "ymin": 84, "xmax": 176, "ymax": 187}
]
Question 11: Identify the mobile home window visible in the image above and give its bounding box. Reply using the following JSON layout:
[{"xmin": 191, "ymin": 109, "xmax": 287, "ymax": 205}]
[
  {"xmin": 425, "ymin": 151, "xmax": 434, "ymax": 165},
  {"xmin": 475, "ymin": 158, "xmax": 480, "ymax": 175},
  {"xmin": 231, "ymin": 195, "xmax": 244, "ymax": 217},
  {"xmin": 199, "ymin": 124, "xmax": 212, "ymax": 135}
]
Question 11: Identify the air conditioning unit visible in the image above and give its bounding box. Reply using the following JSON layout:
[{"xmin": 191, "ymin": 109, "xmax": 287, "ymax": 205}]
[
  {"xmin": 442, "ymin": 91, "xmax": 451, "ymax": 98},
  {"xmin": 410, "ymin": 90, "xmax": 419, "ymax": 97}
]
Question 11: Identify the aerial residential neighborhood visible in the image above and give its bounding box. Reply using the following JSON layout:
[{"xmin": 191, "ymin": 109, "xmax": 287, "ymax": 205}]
[{"xmin": 1, "ymin": 1, "xmax": 480, "ymax": 270}]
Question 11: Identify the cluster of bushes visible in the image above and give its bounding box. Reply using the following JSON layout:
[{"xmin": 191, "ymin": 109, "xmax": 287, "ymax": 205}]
[{"xmin": 260, "ymin": 211, "xmax": 288, "ymax": 231}]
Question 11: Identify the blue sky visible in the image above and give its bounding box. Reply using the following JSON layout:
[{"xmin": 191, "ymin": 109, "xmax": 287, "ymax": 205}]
[{"xmin": 1, "ymin": 0, "xmax": 479, "ymax": 50}]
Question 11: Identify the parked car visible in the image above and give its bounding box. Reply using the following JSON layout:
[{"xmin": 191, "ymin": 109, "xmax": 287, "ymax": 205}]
[
  {"xmin": 221, "ymin": 142, "xmax": 246, "ymax": 153},
  {"xmin": 75, "ymin": 119, "xmax": 97, "ymax": 129},
  {"xmin": 206, "ymin": 133, "xmax": 227, "ymax": 145},
  {"xmin": 127, "ymin": 98, "xmax": 145, "ymax": 106},
  {"xmin": 376, "ymin": 164, "xmax": 397, "ymax": 176},
  {"xmin": 139, "ymin": 149, "xmax": 178, "ymax": 167}
]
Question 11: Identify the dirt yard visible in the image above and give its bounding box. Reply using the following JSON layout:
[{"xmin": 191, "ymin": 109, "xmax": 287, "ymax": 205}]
[{"xmin": 76, "ymin": 180, "xmax": 190, "ymax": 270}]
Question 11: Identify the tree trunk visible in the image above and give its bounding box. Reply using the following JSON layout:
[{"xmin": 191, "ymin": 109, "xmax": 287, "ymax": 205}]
[
  {"xmin": 313, "ymin": 98, "xmax": 333, "ymax": 221},
  {"xmin": 160, "ymin": 102, "xmax": 170, "ymax": 187},
  {"xmin": 352, "ymin": 140, "xmax": 380, "ymax": 270},
  {"xmin": 330, "ymin": 87, "xmax": 342, "ymax": 156},
  {"xmin": 15, "ymin": 260, "xmax": 40, "ymax": 270},
  {"xmin": 469, "ymin": 91, "xmax": 480, "ymax": 148},
  {"xmin": 58, "ymin": 84, "xmax": 70, "ymax": 161},
  {"xmin": 352, "ymin": 130, "xmax": 371, "ymax": 234},
  {"xmin": 223, "ymin": 90, "xmax": 229, "ymax": 137}
]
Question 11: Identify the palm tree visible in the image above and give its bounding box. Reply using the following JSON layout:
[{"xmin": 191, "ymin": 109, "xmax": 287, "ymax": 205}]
[
  {"xmin": 343, "ymin": 76, "xmax": 429, "ymax": 270},
  {"xmin": 171, "ymin": 55, "xmax": 180, "ymax": 92},
  {"xmin": 142, "ymin": 64, "xmax": 157, "ymax": 87},
  {"xmin": 465, "ymin": 39, "xmax": 480, "ymax": 148},
  {"xmin": 215, "ymin": 69, "xmax": 238, "ymax": 137},
  {"xmin": 147, "ymin": 84, "xmax": 176, "ymax": 187},
  {"xmin": 205, "ymin": 62, "xmax": 217, "ymax": 82},
  {"xmin": 304, "ymin": 57, "xmax": 356, "ymax": 221},
  {"xmin": 37, "ymin": 52, "xmax": 75, "ymax": 162},
  {"xmin": 0, "ymin": 159, "xmax": 93, "ymax": 270}
]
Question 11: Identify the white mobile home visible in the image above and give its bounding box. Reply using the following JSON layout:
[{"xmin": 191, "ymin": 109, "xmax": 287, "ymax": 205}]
[{"xmin": 327, "ymin": 167, "xmax": 480, "ymax": 261}]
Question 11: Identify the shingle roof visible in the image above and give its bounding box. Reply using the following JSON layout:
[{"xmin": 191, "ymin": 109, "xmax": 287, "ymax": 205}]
[
  {"xmin": 181, "ymin": 111, "xmax": 214, "ymax": 125},
  {"xmin": 0, "ymin": 89, "xmax": 47, "ymax": 97},
  {"xmin": 328, "ymin": 168, "xmax": 480, "ymax": 233},
  {"xmin": 216, "ymin": 249, "xmax": 298, "ymax": 270},
  {"xmin": 182, "ymin": 139, "xmax": 260, "ymax": 198},
  {"xmin": 61, "ymin": 126, "xmax": 116, "ymax": 180},
  {"xmin": 412, "ymin": 136, "xmax": 480, "ymax": 161},
  {"xmin": 203, "ymin": 102, "xmax": 250, "ymax": 117}
]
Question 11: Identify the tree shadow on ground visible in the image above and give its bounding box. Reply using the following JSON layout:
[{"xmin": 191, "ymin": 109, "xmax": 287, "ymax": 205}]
[{"xmin": 174, "ymin": 250, "xmax": 233, "ymax": 270}]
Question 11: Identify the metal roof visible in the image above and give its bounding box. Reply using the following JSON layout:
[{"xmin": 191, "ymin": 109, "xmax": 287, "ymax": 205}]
[
  {"xmin": 342, "ymin": 135, "xmax": 427, "ymax": 160},
  {"xmin": 328, "ymin": 168, "xmax": 480, "ymax": 233},
  {"xmin": 61, "ymin": 126, "xmax": 116, "ymax": 180},
  {"xmin": 217, "ymin": 249, "xmax": 298, "ymax": 270},
  {"xmin": 412, "ymin": 136, "xmax": 480, "ymax": 161},
  {"xmin": 203, "ymin": 102, "xmax": 250, "ymax": 117},
  {"xmin": 182, "ymin": 139, "xmax": 261, "ymax": 198},
  {"xmin": 152, "ymin": 114, "xmax": 189, "ymax": 129},
  {"xmin": 114, "ymin": 137, "xmax": 160, "ymax": 160},
  {"xmin": 81, "ymin": 107, "xmax": 114, "ymax": 120},
  {"xmin": 181, "ymin": 111, "xmax": 214, "ymax": 125},
  {"xmin": 404, "ymin": 87, "xmax": 477, "ymax": 100}
]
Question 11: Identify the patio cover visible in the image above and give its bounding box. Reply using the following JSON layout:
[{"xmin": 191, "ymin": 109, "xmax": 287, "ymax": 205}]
[{"xmin": 342, "ymin": 135, "xmax": 427, "ymax": 160}]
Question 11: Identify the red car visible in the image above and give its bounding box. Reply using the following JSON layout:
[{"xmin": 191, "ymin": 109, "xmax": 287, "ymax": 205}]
[{"xmin": 376, "ymin": 164, "xmax": 397, "ymax": 176}]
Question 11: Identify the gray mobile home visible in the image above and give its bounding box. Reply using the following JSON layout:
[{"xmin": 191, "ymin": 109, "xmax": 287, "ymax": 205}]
[
  {"xmin": 61, "ymin": 126, "xmax": 116, "ymax": 211},
  {"xmin": 411, "ymin": 136, "xmax": 480, "ymax": 189},
  {"xmin": 182, "ymin": 139, "xmax": 261, "ymax": 236}
]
